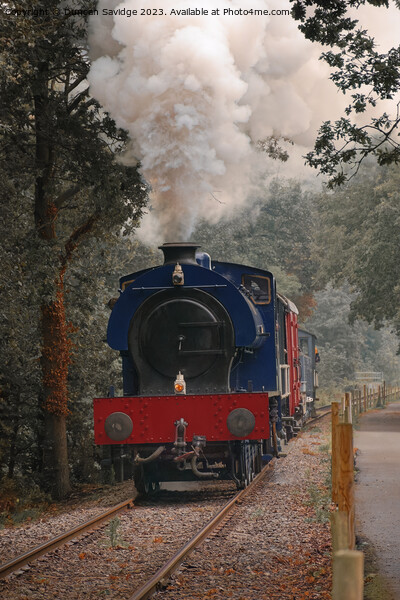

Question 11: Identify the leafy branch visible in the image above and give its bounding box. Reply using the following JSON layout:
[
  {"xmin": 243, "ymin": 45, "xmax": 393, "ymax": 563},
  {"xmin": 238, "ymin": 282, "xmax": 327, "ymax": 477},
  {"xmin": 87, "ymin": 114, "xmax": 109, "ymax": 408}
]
[
  {"xmin": 290, "ymin": 0, "xmax": 400, "ymax": 185},
  {"xmin": 307, "ymin": 102, "xmax": 400, "ymax": 186}
]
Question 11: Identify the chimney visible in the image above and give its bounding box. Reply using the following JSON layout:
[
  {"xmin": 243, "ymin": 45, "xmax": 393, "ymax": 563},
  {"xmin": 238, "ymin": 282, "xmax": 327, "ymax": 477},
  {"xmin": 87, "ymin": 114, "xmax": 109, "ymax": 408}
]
[{"xmin": 159, "ymin": 242, "xmax": 200, "ymax": 265}]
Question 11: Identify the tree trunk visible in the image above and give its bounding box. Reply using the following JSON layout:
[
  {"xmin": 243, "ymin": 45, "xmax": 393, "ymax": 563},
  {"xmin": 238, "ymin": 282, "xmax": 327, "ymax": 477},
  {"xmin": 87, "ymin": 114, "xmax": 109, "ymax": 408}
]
[
  {"xmin": 44, "ymin": 412, "xmax": 71, "ymax": 499},
  {"xmin": 7, "ymin": 419, "xmax": 19, "ymax": 480},
  {"xmin": 40, "ymin": 271, "xmax": 72, "ymax": 498},
  {"xmin": 34, "ymin": 64, "xmax": 71, "ymax": 499}
]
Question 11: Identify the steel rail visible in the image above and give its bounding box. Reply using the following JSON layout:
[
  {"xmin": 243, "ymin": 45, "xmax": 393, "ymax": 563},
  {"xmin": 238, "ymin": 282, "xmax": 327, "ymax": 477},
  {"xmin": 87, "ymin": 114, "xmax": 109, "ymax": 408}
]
[
  {"xmin": 303, "ymin": 408, "xmax": 332, "ymax": 430},
  {"xmin": 313, "ymin": 406, "xmax": 332, "ymax": 420},
  {"xmin": 0, "ymin": 497, "xmax": 135, "ymax": 579},
  {"xmin": 127, "ymin": 462, "xmax": 274, "ymax": 600}
]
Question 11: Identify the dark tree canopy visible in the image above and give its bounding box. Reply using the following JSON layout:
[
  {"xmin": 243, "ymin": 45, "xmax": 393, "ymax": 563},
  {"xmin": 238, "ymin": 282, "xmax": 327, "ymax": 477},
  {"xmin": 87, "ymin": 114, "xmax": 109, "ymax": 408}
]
[
  {"xmin": 0, "ymin": 0, "xmax": 147, "ymax": 497},
  {"xmin": 290, "ymin": 0, "xmax": 400, "ymax": 186}
]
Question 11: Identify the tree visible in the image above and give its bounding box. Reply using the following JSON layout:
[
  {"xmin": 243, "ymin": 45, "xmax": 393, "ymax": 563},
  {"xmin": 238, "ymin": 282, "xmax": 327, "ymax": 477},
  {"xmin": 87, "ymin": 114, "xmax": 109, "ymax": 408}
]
[
  {"xmin": 290, "ymin": 0, "xmax": 400, "ymax": 186},
  {"xmin": 0, "ymin": 174, "xmax": 42, "ymax": 485},
  {"xmin": 1, "ymin": 1, "xmax": 146, "ymax": 497},
  {"xmin": 303, "ymin": 284, "xmax": 400, "ymax": 396},
  {"xmin": 192, "ymin": 178, "xmax": 318, "ymax": 319},
  {"xmin": 313, "ymin": 162, "xmax": 400, "ymax": 344},
  {"xmin": 304, "ymin": 286, "xmax": 367, "ymax": 389}
]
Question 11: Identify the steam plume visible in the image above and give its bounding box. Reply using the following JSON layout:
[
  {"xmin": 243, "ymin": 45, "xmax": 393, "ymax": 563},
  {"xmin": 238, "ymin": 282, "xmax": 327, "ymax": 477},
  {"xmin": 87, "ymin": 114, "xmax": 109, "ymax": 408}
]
[{"xmin": 87, "ymin": 0, "xmax": 398, "ymax": 244}]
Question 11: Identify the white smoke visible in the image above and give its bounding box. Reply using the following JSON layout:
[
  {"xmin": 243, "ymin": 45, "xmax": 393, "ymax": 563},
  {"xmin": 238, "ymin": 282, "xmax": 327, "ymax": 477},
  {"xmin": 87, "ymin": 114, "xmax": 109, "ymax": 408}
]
[{"xmin": 87, "ymin": 0, "xmax": 399, "ymax": 244}]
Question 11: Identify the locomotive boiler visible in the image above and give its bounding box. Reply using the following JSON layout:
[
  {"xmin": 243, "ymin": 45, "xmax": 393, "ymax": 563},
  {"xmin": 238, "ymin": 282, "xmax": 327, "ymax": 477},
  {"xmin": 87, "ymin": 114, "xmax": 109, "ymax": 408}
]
[{"xmin": 93, "ymin": 243, "xmax": 318, "ymax": 492}]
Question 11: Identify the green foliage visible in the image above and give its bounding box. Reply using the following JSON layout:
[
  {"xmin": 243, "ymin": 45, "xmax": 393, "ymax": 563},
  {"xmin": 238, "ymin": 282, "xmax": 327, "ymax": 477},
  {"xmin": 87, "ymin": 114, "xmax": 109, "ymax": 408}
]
[
  {"xmin": 318, "ymin": 444, "xmax": 330, "ymax": 454},
  {"xmin": 290, "ymin": 0, "xmax": 400, "ymax": 185},
  {"xmin": 312, "ymin": 163, "xmax": 400, "ymax": 345},
  {"xmin": 305, "ymin": 483, "xmax": 331, "ymax": 524},
  {"xmin": 104, "ymin": 516, "xmax": 127, "ymax": 548},
  {"xmin": 191, "ymin": 178, "xmax": 318, "ymax": 319},
  {"xmin": 0, "ymin": 175, "xmax": 42, "ymax": 483},
  {"xmin": 304, "ymin": 286, "xmax": 365, "ymax": 385},
  {"xmin": 0, "ymin": 477, "xmax": 51, "ymax": 527},
  {"xmin": 304, "ymin": 284, "xmax": 400, "ymax": 392}
]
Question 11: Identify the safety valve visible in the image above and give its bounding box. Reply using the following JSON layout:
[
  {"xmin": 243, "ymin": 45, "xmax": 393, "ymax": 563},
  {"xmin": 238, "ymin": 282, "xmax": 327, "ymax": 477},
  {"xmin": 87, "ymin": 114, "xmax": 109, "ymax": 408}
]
[
  {"xmin": 174, "ymin": 371, "xmax": 186, "ymax": 394},
  {"xmin": 172, "ymin": 263, "xmax": 184, "ymax": 286}
]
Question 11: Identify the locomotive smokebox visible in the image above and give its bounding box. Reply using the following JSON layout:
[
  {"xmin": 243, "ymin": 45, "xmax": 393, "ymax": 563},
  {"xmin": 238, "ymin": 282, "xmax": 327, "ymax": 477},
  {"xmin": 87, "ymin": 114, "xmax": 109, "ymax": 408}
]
[{"xmin": 159, "ymin": 242, "xmax": 200, "ymax": 265}]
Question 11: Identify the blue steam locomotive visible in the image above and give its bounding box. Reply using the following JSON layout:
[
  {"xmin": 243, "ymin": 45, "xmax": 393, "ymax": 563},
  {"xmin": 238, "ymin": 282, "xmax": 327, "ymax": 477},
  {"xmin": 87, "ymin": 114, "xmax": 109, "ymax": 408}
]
[{"xmin": 93, "ymin": 243, "xmax": 318, "ymax": 492}]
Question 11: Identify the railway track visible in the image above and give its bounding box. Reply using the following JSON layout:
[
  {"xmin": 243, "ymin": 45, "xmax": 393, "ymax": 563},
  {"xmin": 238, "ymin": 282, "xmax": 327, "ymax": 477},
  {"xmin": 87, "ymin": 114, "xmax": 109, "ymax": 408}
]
[
  {"xmin": 308, "ymin": 404, "xmax": 332, "ymax": 425},
  {"xmin": 0, "ymin": 407, "xmax": 331, "ymax": 593},
  {"xmin": 0, "ymin": 497, "xmax": 135, "ymax": 579},
  {"xmin": 0, "ymin": 467, "xmax": 273, "ymax": 591},
  {"xmin": 127, "ymin": 461, "xmax": 275, "ymax": 600},
  {"xmin": 128, "ymin": 412, "xmax": 330, "ymax": 600},
  {"xmin": 126, "ymin": 410, "xmax": 332, "ymax": 600}
]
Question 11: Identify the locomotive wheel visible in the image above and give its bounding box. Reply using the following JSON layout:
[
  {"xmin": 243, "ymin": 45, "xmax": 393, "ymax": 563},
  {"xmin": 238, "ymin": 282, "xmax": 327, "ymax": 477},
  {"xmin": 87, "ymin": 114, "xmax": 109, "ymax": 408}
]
[
  {"xmin": 133, "ymin": 465, "xmax": 159, "ymax": 495},
  {"xmin": 239, "ymin": 444, "xmax": 248, "ymax": 488},
  {"xmin": 254, "ymin": 447, "xmax": 262, "ymax": 475},
  {"xmin": 239, "ymin": 442, "xmax": 260, "ymax": 488},
  {"xmin": 133, "ymin": 465, "xmax": 148, "ymax": 495},
  {"xmin": 231, "ymin": 441, "xmax": 261, "ymax": 489}
]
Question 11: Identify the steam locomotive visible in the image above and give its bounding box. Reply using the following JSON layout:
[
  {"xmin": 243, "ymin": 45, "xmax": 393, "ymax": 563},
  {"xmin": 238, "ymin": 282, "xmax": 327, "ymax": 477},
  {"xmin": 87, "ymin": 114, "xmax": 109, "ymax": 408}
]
[{"xmin": 93, "ymin": 243, "xmax": 319, "ymax": 492}]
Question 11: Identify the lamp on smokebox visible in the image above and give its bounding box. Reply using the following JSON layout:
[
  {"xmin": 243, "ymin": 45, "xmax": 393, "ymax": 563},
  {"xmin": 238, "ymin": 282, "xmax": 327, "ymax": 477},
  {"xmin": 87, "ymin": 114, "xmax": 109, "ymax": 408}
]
[
  {"xmin": 174, "ymin": 371, "xmax": 186, "ymax": 394},
  {"xmin": 172, "ymin": 263, "xmax": 184, "ymax": 286}
]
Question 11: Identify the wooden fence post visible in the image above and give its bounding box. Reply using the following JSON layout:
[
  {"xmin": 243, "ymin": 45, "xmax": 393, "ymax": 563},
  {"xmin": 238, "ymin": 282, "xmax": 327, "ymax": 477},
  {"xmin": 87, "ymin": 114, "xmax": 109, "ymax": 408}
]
[
  {"xmin": 331, "ymin": 511, "xmax": 350, "ymax": 552},
  {"xmin": 344, "ymin": 392, "xmax": 352, "ymax": 424},
  {"xmin": 363, "ymin": 385, "xmax": 366, "ymax": 412},
  {"xmin": 332, "ymin": 550, "xmax": 364, "ymax": 600},
  {"xmin": 331, "ymin": 401, "xmax": 340, "ymax": 504},
  {"xmin": 337, "ymin": 422, "xmax": 355, "ymax": 549}
]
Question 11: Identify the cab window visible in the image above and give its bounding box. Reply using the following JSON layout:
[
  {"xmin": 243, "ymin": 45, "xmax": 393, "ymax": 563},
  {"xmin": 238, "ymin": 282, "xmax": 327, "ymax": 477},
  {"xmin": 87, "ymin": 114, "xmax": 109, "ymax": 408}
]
[
  {"xmin": 242, "ymin": 274, "xmax": 271, "ymax": 305},
  {"xmin": 300, "ymin": 338, "xmax": 309, "ymax": 356}
]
